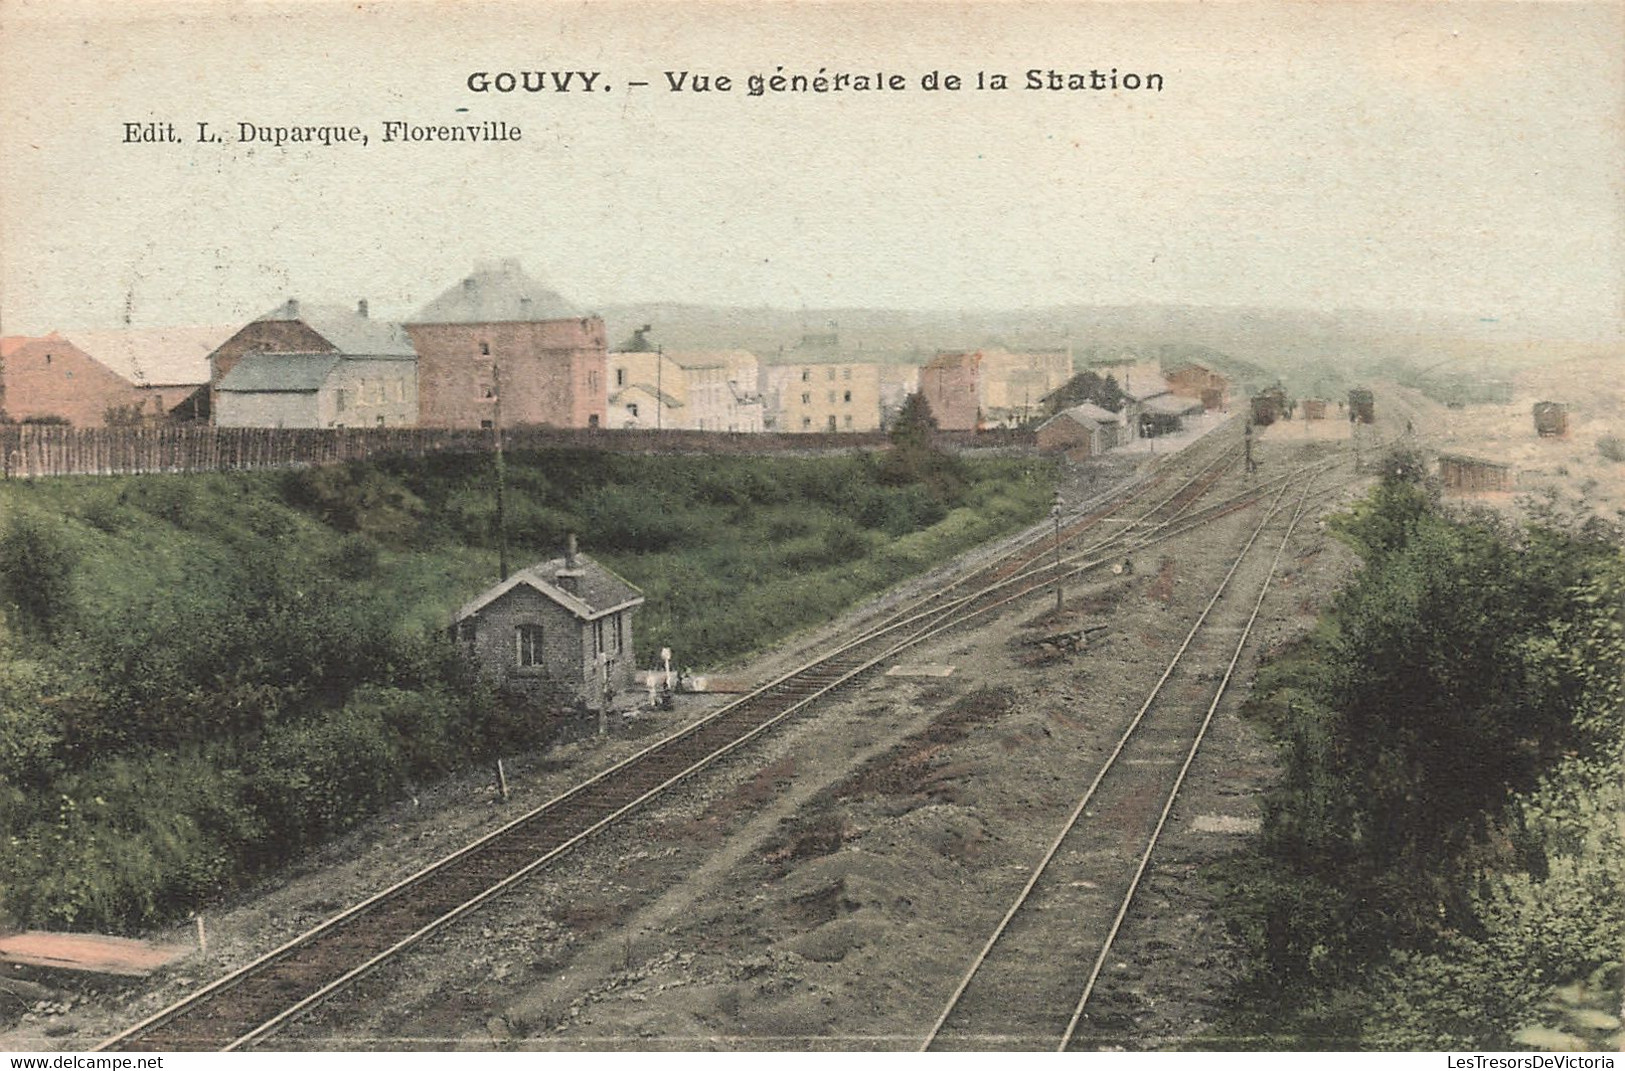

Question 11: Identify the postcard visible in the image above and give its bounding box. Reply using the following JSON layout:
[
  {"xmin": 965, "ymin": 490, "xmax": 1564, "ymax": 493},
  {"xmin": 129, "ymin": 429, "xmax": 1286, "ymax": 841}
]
[{"xmin": 1, "ymin": 0, "xmax": 1621, "ymax": 1057}]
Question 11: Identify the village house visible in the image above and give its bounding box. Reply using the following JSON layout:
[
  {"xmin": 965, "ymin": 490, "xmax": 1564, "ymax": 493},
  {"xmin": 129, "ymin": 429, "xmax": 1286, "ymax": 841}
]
[
  {"xmin": 1, "ymin": 326, "xmax": 230, "ymax": 426},
  {"xmin": 406, "ymin": 260, "xmax": 608, "ymax": 430},
  {"xmin": 209, "ymin": 299, "xmax": 418, "ymax": 425},
  {"xmin": 918, "ymin": 350, "xmax": 981, "ymax": 431},
  {"xmin": 667, "ymin": 351, "xmax": 765, "ymax": 432},
  {"xmin": 918, "ymin": 349, "xmax": 1073, "ymax": 431},
  {"xmin": 1164, "ymin": 361, "xmax": 1231, "ymax": 411},
  {"xmin": 606, "ymin": 350, "xmax": 686, "ymax": 429},
  {"xmin": 451, "ymin": 537, "xmax": 644, "ymax": 711},
  {"xmin": 763, "ymin": 361, "xmax": 885, "ymax": 432},
  {"xmin": 1035, "ymin": 401, "xmax": 1122, "ymax": 459},
  {"xmin": 215, "ymin": 350, "xmax": 418, "ymax": 428}
]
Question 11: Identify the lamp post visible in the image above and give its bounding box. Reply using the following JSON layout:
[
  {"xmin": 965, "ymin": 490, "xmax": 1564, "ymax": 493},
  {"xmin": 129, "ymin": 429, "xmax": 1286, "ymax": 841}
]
[{"xmin": 1051, "ymin": 489, "xmax": 1064, "ymax": 612}]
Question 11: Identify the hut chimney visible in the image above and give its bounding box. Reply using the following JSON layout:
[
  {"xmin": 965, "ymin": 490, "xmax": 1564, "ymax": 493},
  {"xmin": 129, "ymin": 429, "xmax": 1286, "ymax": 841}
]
[{"xmin": 555, "ymin": 533, "xmax": 584, "ymax": 594}]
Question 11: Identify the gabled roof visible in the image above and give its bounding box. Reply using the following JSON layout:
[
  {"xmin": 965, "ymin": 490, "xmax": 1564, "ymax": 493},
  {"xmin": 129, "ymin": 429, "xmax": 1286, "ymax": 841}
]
[
  {"xmin": 609, "ymin": 384, "xmax": 685, "ymax": 408},
  {"xmin": 1141, "ymin": 393, "xmax": 1204, "ymax": 416},
  {"xmin": 257, "ymin": 300, "xmax": 417, "ymax": 356},
  {"xmin": 664, "ymin": 349, "xmax": 759, "ymax": 372},
  {"xmin": 217, "ymin": 352, "xmax": 341, "ymax": 393},
  {"xmin": 63, "ymin": 326, "xmax": 236, "ymax": 387},
  {"xmin": 0, "ymin": 335, "xmax": 44, "ymax": 358},
  {"xmin": 413, "ymin": 259, "xmax": 576, "ymax": 323},
  {"xmin": 1044, "ymin": 401, "xmax": 1119, "ymax": 428},
  {"xmin": 454, "ymin": 552, "xmax": 644, "ymax": 623}
]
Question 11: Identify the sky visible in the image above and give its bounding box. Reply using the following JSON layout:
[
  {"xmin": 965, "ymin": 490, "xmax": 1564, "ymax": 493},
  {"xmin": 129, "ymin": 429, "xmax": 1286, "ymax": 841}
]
[{"xmin": 1, "ymin": 0, "xmax": 1621, "ymax": 337}]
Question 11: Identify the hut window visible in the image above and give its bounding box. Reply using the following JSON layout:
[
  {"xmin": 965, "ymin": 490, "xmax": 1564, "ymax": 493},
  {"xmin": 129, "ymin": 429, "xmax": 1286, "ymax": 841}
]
[
  {"xmin": 516, "ymin": 624, "xmax": 543, "ymax": 667},
  {"xmin": 457, "ymin": 619, "xmax": 478, "ymax": 645}
]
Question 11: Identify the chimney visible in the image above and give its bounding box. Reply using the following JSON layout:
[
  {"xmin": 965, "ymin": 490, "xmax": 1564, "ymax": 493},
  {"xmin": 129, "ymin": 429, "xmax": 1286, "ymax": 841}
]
[
  {"xmin": 286, "ymin": 298, "xmax": 300, "ymax": 319},
  {"xmin": 357, "ymin": 299, "xmax": 369, "ymax": 318},
  {"xmin": 555, "ymin": 533, "xmax": 585, "ymax": 593},
  {"xmin": 463, "ymin": 277, "xmax": 476, "ymax": 292}
]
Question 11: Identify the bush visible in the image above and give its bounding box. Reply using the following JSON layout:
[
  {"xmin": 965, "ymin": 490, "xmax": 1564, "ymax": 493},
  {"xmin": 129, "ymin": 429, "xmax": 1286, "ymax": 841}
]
[{"xmin": 0, "ymin": 513, "xmax": 78, "ymax": 640}]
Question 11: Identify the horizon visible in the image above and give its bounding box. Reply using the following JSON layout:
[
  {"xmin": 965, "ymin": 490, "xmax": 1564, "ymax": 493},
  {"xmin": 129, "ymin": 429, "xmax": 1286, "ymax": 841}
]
[{"xmin": 2, "ymin": 2, "xmax": 1621, "ymax": 341}]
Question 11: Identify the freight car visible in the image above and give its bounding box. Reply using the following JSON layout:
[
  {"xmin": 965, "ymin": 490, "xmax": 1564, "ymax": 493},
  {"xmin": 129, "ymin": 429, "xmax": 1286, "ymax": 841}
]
[
  {"xmin": 1348, "ymin": 387, "xmax": 1375, "ymax": 425},
  {"xmin": 1251, "ymin": 386, "xmax": 1290, "ymax": 427},
  {"xmin": 1532, "ymin": 401, "xmax": 1568, "ymax": 438}
]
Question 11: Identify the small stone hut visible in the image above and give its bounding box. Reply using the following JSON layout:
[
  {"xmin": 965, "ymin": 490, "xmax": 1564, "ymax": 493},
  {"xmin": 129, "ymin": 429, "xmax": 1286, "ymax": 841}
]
[{"xmin": 451, "ymin": 536, "xmax": 644, "ymax": 710}]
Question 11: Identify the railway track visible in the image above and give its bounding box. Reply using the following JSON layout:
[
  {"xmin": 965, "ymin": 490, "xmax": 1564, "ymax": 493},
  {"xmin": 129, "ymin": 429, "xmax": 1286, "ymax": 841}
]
[
  {"xmin": 922, "ymin": 463, "xmax": 1320, "ymax": 1051},
  {"xmin": 97, "ymin": 422, "xmax": 1302, "ymax": 1052}
]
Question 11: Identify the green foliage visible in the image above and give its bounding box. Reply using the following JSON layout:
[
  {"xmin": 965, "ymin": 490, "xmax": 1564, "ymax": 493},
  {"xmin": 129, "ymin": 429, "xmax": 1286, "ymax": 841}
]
[
  {"xmin": 0, "ymin": 512, "xmax": 79, "ymax": 640},
  {"xmin": 0, "ymin": 448, "xmax": 1051, "ymax": 930},
  {"xmin": 1598, "ymin": 436, "xmax": 1625, "ymax": 463},
  {"xmin": 1220, "ymin": 480, "xmax": 1625, "ymax": 1049},
  {"xmin": 1042, "ymin": 370, "xmax": 1126, "ymax": 417}
]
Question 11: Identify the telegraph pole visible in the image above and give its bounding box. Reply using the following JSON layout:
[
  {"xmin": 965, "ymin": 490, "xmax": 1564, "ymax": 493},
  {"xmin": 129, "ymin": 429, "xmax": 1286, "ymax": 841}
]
[
  {"xmin": 493, "ymin": 355, "xmax": 509, "ymax": 581},
  {"xmin": 1051, "ymin": 490, "xmax": 1064, "ymax": 611}
]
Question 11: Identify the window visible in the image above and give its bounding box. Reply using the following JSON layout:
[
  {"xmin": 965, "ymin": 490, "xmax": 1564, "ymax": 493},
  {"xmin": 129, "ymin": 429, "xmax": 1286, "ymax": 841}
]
[
  {"xmin": 844, "ymin": 415, "xmax": 853, "ymax": 428},
  {"xmin": 843, "ymin": 390, "xmax": 852, "ymax": 403},
  {"xmin": 615, "ymin": 368, "xmax": 625, "ymax": 387},
  {"xmin": 480, "ymin": 419, "xmax": 494, "ymax": 429},
  {"xmin": 800, "ymin": 392, "xmax": 811, "ymax": 405},
  {"xmin": 827, "ymin": 415, "xmax": 838, "ymax": 431},
  {"xmin": 480, "ymin": 342, "xmax": 491, "ymax": 356},
  {"xmin": 376, "ymin": 415, "xmax": 386, "ymax": 426},
  {"xmin": 842, "ymin": 368, "xmax": 852, "ymax": 379},
  {"xmin": 826, "ymin": 368, "xmax": 836, "ymax": 380},
  {"xmin": 335, "ymin": 389, "xmax": 348, "ymax": 412},
  {"xmin": 800, "ymin": 369, "xmax": 811, "ymax": 382},
  {"xmin": 827, "ymin": 391, "xmax": 836, "ymax": 404},
  {"xmin": 627, "ymin": 402, "xmax": 640, "ymax": 418},
  {"xmin": 594, "ymin": 618, "xmax": 606, "ymax": 656},
  {"xmin": 589, "ymin": 370, "xmax": 599, "ymax": 392},
  {"xmin": 801, "ymin": 416, "xmax": 812, "ymax": 429},
  {"xmin": 456, "ymin": 619, "xmax": 478, "ymax": 645},
  {"xmin": 516, "ymin": 624, "xmax": 543, "ymax": 667},
  {"xmin": 482, "ymin": 385, "xmax": 495, "ymax": 399},
  {"xmin": 606, "ymin": 614, "xmax": 621, "ymax": 653}
]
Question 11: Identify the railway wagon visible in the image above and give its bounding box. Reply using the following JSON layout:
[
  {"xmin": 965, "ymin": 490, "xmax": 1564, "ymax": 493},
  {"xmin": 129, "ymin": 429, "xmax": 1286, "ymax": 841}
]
[
  {"xmin": 1348, "ymin": 387, "xmax": 1375, "ymax": 424},
  {"xmin": 1251, "ymin": 386, "xmax": 1290, "ymax": 427},
  {"xmin": 1533, "ymin": 401, "xmax": 1568, "ymax": 438}
]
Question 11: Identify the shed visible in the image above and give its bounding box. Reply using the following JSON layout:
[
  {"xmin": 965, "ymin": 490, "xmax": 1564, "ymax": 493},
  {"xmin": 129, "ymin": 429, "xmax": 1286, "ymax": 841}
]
[
  {"xmin": 451, "ymin": 537, "xmax": 644, "ymax": 710},
  {"xmin": 1035, "ymin": 402, "xmax": 1121, "ymax": 457},
  {"xmin": 1439, "ymin": 453, "xmax": 1512, "ymax": 494}
]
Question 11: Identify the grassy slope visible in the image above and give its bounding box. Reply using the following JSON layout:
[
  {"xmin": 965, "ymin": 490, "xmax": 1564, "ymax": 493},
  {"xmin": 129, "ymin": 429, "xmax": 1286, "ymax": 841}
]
[{"xmin": 0, "ymin": 449, "xmax": 1053, "ymax": 930}]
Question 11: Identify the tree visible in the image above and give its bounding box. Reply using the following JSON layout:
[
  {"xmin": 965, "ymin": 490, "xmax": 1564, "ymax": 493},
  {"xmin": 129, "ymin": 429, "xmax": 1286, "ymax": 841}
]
[
  {"xmin": 1043, "ymin": 371, "xmax": 1126, "ymax": 416},
  {"xmin": 888, "ymin": 391, "xmax": 938, "ymax": 454}
]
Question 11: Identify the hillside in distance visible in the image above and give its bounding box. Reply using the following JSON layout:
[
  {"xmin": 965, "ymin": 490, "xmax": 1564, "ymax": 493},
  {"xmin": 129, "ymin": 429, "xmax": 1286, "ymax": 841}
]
[{"xmin": 596, "ymin": 302, "xmax": 1621, "ymax": 397}]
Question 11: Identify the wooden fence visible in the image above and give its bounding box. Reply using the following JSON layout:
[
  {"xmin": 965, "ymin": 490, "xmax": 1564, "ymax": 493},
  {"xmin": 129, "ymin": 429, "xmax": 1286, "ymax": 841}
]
[{"xmin": 0, "ymin": 424, "xmax": 1035, "ymax": 479}]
